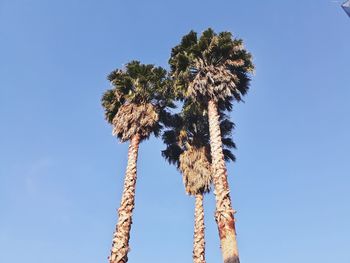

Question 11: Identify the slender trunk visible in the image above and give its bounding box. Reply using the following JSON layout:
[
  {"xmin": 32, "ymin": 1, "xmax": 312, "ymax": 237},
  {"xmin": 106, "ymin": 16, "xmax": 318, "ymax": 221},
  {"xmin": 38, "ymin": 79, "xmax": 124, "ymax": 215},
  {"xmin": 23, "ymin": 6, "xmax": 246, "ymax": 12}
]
[
  {"xmin": 193, "ymin": 194, "xmax": 206, "ymax": 263},
  {"xmin": 207, "ymin": 100, "xmax": 240, "ymax": 263},
  {"xmin": 109, "ymin": 134, "xmax": 141, "ymax": 263}
]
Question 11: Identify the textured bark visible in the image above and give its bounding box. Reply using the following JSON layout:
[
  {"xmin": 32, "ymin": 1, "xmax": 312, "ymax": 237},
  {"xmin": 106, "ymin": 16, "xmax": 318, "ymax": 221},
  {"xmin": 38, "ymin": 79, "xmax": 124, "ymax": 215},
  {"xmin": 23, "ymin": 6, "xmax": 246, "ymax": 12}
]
[
  {"xmin": 193, "ymin": 194, "xmax": 206, "ymax": 263},
  {"xmin": 109, "ymin": 134, "xmax": 141, "ymax": 263},
  {"xmin": 207, "ymin": 100, "xmax": 240, "ymax": 263}
]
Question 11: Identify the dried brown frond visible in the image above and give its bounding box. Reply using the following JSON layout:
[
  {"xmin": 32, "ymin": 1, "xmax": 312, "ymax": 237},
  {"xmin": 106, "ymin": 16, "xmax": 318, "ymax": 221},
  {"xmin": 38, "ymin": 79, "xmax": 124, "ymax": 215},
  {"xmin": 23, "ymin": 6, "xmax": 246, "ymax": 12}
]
[
  {"xmin": 188, "ymin": 65, "xmax": 239, "ymax": 103},
  {"xmin": 179, "ymin": 146, "xmax": 212, "ymax": 195},
  {"xmin": 112, "ymin": 103, "xmax": 159, "ymax": 142}
]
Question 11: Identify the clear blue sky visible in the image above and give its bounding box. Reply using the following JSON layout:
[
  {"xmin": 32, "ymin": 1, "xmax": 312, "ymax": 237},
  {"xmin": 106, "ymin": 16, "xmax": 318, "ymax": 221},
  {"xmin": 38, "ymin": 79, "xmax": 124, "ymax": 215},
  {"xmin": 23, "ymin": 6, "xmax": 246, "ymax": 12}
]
[{"xmin": 1, "ymin": 1, "xmax": 349, "ymax": 262}]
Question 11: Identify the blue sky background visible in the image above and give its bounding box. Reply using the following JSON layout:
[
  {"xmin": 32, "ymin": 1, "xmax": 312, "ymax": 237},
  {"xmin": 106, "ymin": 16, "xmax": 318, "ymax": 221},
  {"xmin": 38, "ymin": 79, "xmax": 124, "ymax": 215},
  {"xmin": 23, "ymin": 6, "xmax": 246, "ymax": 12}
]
[{"xmin": 1, "ymin": 1, "xmax": 349, "ymax": 262}]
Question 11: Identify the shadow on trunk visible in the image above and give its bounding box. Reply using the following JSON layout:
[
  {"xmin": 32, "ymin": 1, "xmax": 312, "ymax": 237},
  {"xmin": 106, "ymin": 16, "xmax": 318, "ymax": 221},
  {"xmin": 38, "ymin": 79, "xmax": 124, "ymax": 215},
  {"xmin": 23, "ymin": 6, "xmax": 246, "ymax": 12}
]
[{"xmin": 225, "ymin": 256, "xmax": 240, "ymax": 263}]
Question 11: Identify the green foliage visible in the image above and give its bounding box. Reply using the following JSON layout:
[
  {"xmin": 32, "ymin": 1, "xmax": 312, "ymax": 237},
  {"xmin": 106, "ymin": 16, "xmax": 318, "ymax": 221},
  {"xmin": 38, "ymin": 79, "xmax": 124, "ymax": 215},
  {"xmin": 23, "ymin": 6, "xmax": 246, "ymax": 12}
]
[
  {"xmin": 169, "ymin": 28, "xmax": 254, "ymax": 110},
  {"xmin": 161, "ymin": 101, "xmax": 236, "ymax": 168},
  {"xmin": 101, "ymin": 61, "xmax": 175, "ymax": 141},
  {"xmin": 161, "ymin": 101, "xmax": 236, "ymax": 195},
  {"xmin": 101, "ymin": 89, "xmax": 123, "ymax": 124}
]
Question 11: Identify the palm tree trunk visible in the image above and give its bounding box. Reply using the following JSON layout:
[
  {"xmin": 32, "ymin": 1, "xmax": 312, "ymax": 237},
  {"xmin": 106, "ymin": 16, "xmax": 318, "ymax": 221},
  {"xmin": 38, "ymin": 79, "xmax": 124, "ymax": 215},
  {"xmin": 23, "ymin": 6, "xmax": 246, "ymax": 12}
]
[
  {"xmin": 207, "ymin": 100, "xmax": 240, "ymax": 263},
  {"xmin": 109, "ymin": 133, "xmax": 141, "ymax": 263},
  {"xmin": 193, "ymin": 194, "xmax": 206, "ymax": 263}
]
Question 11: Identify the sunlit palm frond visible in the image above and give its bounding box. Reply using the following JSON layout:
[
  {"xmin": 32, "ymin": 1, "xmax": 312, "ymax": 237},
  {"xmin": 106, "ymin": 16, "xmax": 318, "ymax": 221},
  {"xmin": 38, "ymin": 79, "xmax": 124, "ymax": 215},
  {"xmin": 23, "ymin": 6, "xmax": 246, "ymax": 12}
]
[
  {"xmin": 169, "ymin": 28, "xmax": 254, "ymax": 110},
  {"xmin": 101, "ymin": 61, "xmax": 174, "ymax": 142}
]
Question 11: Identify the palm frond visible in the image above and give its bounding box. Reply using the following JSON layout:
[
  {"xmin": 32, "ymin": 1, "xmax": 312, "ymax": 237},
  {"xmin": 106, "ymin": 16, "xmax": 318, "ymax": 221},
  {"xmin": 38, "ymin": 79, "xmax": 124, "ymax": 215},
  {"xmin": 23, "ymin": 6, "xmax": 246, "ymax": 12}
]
[
  {"xmin": 101, "ymin": 61, "xmax": 174, "ymax": 142},
  {"xmin": 179, "ymin": 146, "xmax": 212, "ymax": 195},
  {"xmin": 161, "ymin": 100, "xmax": 237, "ymax": 194},
  {"xmin": 113, "ymin": 103, "xmax": 159, "ymax": 142},
  {"xmin": 169, "ymin": 28, "xmax": 254, "ymax": 111}
]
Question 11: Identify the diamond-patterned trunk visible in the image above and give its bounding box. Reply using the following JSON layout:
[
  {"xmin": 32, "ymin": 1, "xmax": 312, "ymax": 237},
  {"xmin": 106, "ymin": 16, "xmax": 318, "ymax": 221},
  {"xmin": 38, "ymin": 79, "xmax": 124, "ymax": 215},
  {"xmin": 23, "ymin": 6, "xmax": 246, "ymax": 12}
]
[
  {"xmin": 109, "ymin": 133, "xmax": 141, "ymax": 263},
  {"xmin": 207, "ymin": 100, "xmax": 240, "ymax": 263},
  {"xmin": 193, "ymin": 194, "xmax": 206, "ymax": 263}
]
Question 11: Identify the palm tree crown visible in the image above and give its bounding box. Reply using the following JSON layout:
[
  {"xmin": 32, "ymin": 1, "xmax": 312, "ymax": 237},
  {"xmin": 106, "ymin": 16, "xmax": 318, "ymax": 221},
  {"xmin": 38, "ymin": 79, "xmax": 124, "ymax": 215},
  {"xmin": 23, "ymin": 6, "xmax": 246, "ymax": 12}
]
[
  {"xmin": 162, "ymin": 102, "xmax": 236, "ymax": 195},
  {"xmin": 101, "ymin": 60, "xmax": 174, "ymax": 142},
  {"xmin": 169, "ymin": 28, "xmax": 254, "ymax": 111}
]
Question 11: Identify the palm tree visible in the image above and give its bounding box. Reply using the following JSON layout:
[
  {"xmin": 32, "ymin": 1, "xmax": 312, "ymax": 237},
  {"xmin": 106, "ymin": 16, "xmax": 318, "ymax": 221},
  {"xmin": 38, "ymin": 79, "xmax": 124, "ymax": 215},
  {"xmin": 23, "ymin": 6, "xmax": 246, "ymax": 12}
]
[
  {"xmin": 162, "ymin": 103, "xmax": 236, "ymax": 263},
  {"xmin": 169, "ymin": 29, "xmax": 254, "ymax": 263},
  {"xmin": 101, "ymin": 61, "xmax": 173, "ymax": 263}
]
